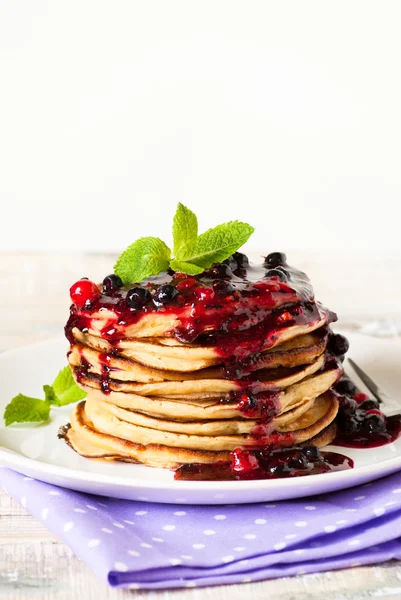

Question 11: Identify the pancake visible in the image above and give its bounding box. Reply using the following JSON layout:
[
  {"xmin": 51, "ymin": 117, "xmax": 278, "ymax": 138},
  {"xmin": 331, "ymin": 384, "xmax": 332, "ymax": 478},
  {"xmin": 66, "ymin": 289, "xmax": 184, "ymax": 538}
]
[
  {"xmin": 68, "ymin": 344, "xmax": 326, "ymax": 391},
  {"xmin": 64, "ymin": 392, "xmax": 339, "ymax": 468},
  {"xmin": 83, "ymin": 395, "xmax": 316, "ymax": 436},
  {"xmin": 74, "ymin": 365, "xmax": 341, "ymax": 420},
  {"xmin": 70, "ymin": 327, "xmax": 328, "ymax": 373},
  {"xmin": 66, "ymin": 281, "xmax": 313, "ymax": 341}
]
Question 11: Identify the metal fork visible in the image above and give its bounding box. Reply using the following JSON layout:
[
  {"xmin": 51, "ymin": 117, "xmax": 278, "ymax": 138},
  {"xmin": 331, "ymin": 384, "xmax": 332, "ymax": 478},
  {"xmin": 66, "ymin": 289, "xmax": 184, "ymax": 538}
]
[{"xmin": 347, "ymin": 358, "xmax": 401, "ymax": 416}]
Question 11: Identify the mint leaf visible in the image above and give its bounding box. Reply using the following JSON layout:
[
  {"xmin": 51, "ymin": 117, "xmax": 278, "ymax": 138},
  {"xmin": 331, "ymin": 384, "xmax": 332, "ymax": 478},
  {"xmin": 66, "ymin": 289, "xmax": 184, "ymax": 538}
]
[
  {"xmin": 3, "ymin": 394, "xmax": 51, "ymax": 426},
  {"xmin": 52, "ymin": 366, "xmax": 86, "ymax": 406},
  {"xmin": 169, "ymin": 259, "xmax": 204, "ymax": 275},
  {"xmin": 181, "ymin": 221, "xmax": 254, "ymax": 268},
  {"xmin": 114, "ymin": 237, "xmax": 171, "ymax": 285},
  {"xmin": 4, "ymin": 366, "xmax": 87, "ymax": 427},
  {"xmin": 172, "ymin": 203, "xmax": 198, "ymax": 259},
  {"xmin": 43, "ymin": 384, "xmax": 57, "ymax": 404}
]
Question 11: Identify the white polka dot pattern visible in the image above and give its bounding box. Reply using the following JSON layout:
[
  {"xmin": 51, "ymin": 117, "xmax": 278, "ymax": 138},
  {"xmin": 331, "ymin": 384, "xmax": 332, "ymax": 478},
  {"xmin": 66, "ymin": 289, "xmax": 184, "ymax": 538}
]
[{"xmin": 4, "ymin": 466, "xmax": 401, "ymax": 590}]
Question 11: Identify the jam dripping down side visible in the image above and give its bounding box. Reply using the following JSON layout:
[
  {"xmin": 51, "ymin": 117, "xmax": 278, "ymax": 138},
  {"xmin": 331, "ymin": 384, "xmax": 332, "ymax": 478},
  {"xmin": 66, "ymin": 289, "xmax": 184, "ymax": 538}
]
[
  {"xmin": 98, "ymin": 352, "xmax": 112, "ymax": 395},
  {"xmin": 181, "ymin": 300, "xmax": 327, "ymax": 364},
  {"xmin": 74, "ymin": 351, "xmax": 113, "ymax": 395},
  {"xmin": 174, "ymin": 446, "xmax": 354, "ymax": 481},
  {"xmin": 229, "ymin": 390, "xmax": 281, "ymax": 422}
]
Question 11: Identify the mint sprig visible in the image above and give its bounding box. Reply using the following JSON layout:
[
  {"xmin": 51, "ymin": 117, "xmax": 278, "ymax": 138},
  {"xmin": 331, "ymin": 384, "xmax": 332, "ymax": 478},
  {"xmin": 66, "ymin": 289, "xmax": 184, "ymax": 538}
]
[
  {"xmin": 114, "ymin": 203, "xmax": 255, "ymax": 284},
  {"xmin": 3, "ymin": 366, "xmax": 86, "ymax": 426}
]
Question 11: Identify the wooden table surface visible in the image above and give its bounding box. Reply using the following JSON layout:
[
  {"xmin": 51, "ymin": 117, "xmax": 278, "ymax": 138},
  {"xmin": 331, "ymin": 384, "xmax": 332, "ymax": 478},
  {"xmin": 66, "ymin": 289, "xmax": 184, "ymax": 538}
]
[{"xmin": 1, "ymin": 251, "xmax": 401, "ymax": 600}]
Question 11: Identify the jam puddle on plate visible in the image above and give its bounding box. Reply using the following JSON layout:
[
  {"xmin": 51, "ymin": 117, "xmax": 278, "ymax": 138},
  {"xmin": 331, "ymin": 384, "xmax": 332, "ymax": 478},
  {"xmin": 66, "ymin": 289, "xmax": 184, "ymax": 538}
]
[{"xmin": 174, "ymin": 446, "xmax": 353, "ymax": 481}]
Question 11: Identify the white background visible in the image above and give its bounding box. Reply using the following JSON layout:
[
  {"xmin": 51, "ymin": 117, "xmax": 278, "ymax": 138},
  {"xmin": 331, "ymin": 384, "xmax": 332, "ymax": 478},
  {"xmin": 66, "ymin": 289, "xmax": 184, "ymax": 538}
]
[{"xmin": 1, "ymin": 1, "xmax": 400, "ymax": 253}]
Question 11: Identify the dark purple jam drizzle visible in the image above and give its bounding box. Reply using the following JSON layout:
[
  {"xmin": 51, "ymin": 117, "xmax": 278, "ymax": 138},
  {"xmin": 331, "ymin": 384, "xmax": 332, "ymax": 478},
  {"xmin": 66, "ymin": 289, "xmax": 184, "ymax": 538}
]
[
  {"xmin": 333, "ymin": 387, "xmax": 401, "ymax": 448},
  {"xmin": 233, "ymin": 390, "xmax": 281, "ymax": 422},
  {"xmin": 65, "ymin": 263, "xmax": 329, "ymax": 350},
  {"xmin": 98, "ymin": 353, "xmax": 111, "ymax": 395},
  {"xmin": 174, "ymin": 446, "xmax": 353, "ymax": 481}
]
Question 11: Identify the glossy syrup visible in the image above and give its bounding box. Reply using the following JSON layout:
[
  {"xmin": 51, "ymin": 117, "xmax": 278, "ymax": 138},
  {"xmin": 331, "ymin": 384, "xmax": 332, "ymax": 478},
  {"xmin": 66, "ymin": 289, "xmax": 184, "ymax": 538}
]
[{"xmin": 174, "ymin": 447, "xmax": 354, "ymax": 481}]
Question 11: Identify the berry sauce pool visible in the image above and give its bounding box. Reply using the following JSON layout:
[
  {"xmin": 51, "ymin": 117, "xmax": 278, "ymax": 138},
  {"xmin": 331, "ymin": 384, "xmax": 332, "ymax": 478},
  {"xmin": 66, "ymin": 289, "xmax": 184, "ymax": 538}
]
[{"xmin": 174, "ymin": 447, "xmax": 353, "ymax": 481}]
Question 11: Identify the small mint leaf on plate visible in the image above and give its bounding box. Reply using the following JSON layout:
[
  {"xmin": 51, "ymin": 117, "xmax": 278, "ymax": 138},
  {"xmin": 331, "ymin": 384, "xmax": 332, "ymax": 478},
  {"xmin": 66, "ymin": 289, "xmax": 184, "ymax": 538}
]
[
  {"xmin": 169, "ymin": 259, "xmax": 204, "ymax": 275},
  {"xmin": 43, "ymin": 384, "xmax": 58, "ymax": 405},
  {"xmin": 172, "ymin": 203, "xmax": 198, "ymax": 260},
  {"xmin": 114, "ymin": 237, "xmax": 171, "ymax": 285},
  {"xmin": 181, "ymin": 221, "xmax": 254, "ymax": 268},
  {"xmin": 52, "ymin": 366, "xmax": 86, "ymax": 406},
  {"xmin": 3, "ymin": 394, "xmax": 51, "ymax": 426}
]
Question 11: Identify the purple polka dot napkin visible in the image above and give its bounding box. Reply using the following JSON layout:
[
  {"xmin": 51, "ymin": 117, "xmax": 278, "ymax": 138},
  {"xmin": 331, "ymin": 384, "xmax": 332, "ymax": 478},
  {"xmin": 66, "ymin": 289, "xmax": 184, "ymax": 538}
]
[{"xmin": 2, "ymin": 468, "xmax": 401, "ymax": 589}]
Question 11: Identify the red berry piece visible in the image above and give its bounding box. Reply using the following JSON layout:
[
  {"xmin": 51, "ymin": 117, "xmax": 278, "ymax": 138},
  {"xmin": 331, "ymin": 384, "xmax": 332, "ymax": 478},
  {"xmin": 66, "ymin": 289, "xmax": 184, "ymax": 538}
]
[
  {"xmin": 176, "ymin": 277, "xmax": 197, "ymax": 291},
  {"xmin": 231, "ymin": 448, "xmax": 260, "ymax": 473},
  {"xmin": 70, "ymin": 279, "xmax": 100, "ymax": 308},
  {"xmin": 353, "ymin": 392, "xmax": 369, "ymax": 404}
]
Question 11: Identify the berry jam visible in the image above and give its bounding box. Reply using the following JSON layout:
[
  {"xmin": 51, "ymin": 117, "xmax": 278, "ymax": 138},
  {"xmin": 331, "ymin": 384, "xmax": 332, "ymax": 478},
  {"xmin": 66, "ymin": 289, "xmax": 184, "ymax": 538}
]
[
  {"xmin": 98, "ymin": 352, "xmax": 111, "ymax": 395},
  {"xmin": 65, "ymin": 263, "xmax": 332, "ymax": 352},
  {"xmin": 174, "ymin": 446, "xmax": 353, "ymax": 481},
  {"xmin": 233, "ymin": 390, "xmax": 281, "ymax": 422},
  {"xmin": 334, "ymin": 387, "xmax": 401, "ymax": 448}
]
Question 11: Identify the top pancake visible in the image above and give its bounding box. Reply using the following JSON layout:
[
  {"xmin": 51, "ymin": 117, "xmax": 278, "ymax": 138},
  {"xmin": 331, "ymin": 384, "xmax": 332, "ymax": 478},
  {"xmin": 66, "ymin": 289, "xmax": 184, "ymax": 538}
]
[{"xmin": 65, "ymin": 261, "xmax": 336, "ymax": 348}]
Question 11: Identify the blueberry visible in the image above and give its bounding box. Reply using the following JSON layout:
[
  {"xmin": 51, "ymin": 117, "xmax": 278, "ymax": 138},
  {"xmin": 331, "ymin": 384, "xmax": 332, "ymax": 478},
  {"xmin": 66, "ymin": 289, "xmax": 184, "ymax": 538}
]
[
  {"xmin": 213, "ymin": 280, "xmax": 234, "ymax": 296},
  {"xmin": 153, "ymin": 284, "xmax": 178, "ymax": 307},
  {"xmin": 363, "ymin": 413, "xmax": 386, "ymax": 435},
  {"xmin": 102, "ymin": 274, "xmax": 123, "ymax": 293},
  {"xmin": 342, "ymin": 416, "xmax": 361, "ymax": 435},
  {"xmin": 336, "ymin": 378, "xmax": 357, "ymax": 396},
  {"xmin": 263, "ymin": 252, "xmax": 287, "ymax": 268},
  {"xmin": 203, "ymin": 263, "xmax": 233, "ymax": 279},
  {"xmin": 359, "ymin": 399, "xmax": 380, "ymax": 411},
  {"xmin": 223, "ymin": 252, "xmax": 249, "ymax": 271},
  {"xmin": 267, "ymin": 461, "xmax": 282, "ymax": 476},
  {"xmin": 302, "ymin": 445, "xmax": 322, "ymax": 461},
  {"xmin": 232, "ymin": 252, "xmax": 249, "ymax": 268},
  {"xmin": 223, "ymin": 256, "xmax": 237, "ymax": 270},
  {"xmin": 340, "ymin": 396, "xmax": 358, "ymax": 412},
  {"xmin": 265, "ymin": 268, "xmax": 287, "ymax": 281},
  {"xmin": 126, "ymin": 287, "xmax": 151, "ymax": 308},
  {"xmin": 287, "ymin": 451, "xmax": 309, "ymax": 470},
  {"xmin": 328, "ymin": 334, "xmax": 350, "ymax": 357}
]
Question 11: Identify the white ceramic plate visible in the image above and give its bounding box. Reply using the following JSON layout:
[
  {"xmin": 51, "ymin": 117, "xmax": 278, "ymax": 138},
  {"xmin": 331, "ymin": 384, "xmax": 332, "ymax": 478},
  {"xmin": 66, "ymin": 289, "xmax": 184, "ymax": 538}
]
[{"xmin": 1, "ymin": 334, "xmax": 401, "ymax": 504}]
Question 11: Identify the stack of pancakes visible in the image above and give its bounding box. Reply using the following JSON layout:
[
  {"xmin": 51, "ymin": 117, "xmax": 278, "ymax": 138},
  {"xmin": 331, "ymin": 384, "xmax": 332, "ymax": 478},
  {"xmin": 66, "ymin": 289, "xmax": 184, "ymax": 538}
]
[{"xmin": 63, "ymin": 258, "xmax": 342, "ymax": 469}]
